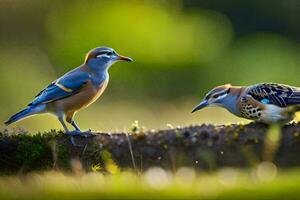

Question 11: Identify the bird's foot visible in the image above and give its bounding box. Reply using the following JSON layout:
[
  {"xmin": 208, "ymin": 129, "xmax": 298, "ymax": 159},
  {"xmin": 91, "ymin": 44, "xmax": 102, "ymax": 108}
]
[
  {"xmin": 66, "ymin": 129, "xmax": 95, "ymax": 147},
  {"xmin": 66, "ymin": 129, "xmax": 95, "ymax": 138}
]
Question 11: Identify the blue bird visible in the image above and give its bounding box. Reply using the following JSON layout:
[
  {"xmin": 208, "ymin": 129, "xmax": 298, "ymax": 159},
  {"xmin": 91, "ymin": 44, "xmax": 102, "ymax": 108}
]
[{"xmin": 5, "ymin": 47, "xmax": 133, "ymax": 137}]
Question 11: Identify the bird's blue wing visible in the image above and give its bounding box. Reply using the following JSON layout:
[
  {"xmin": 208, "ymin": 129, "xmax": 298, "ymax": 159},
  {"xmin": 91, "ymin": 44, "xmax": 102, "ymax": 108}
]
[
  {"xmin": 247, "ymin": 83, "xmax": 300, "ymax": 107},
  {"xmin": 29, "ymin": 68, "xmax": 91, "ymax": 106}
]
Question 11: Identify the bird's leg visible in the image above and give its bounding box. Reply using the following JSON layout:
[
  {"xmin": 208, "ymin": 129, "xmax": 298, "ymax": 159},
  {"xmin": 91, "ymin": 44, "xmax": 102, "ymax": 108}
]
[
  {"xmin": 58, "ymin": 115, "xmax": 77, "ymax": 146},
  {"xmin": 64, "ymin": 112, "xmax": 94, "ymax": 137},
  {"xmin": 71, "ymin": 120, "xmax": 82, "ymax": 131},
  {"xmin": 67, "ymin": 118, "xmax": 94, "ymax": 138},
  {"xmin": 58, "ymin": 116, "xmax": 69, "ymax": 132}
]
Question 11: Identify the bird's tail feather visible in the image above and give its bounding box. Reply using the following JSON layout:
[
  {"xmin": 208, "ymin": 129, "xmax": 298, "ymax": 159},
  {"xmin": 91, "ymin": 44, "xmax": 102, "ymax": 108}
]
[{"xmin": 4, "ymin": 104, "xmax": 46, "ymax": 125}]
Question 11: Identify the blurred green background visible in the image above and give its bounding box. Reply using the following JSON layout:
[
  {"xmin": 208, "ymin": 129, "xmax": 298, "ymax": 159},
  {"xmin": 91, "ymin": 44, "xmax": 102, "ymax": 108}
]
[{"xmin": 0, "ymin": 0, "xmax": 299, "ymax": 132}]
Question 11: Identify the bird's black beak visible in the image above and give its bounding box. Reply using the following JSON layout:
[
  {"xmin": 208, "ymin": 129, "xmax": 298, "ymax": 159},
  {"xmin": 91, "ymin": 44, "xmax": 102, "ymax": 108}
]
[
  {"xmin": 191, "ymin": 100, "xmax": 209, "ymax": 113},
  {"xmin": 117, "ymin": 55, "xmax": 134, "ymax": 62}
]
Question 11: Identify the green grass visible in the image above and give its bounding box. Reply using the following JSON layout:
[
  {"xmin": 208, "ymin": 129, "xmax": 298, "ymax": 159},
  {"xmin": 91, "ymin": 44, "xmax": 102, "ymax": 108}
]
[{"xmin": 0, "ymin": 164, "xmax": 300, "ymax": 200}]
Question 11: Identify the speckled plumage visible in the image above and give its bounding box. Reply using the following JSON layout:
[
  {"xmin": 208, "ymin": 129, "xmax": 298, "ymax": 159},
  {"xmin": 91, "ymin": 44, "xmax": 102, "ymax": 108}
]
[
  {"xmin": 238, "ymin": 95, "xmax": 264, "ymax": 120},
  {"xmin": 193, "ymin": 83, "xmax": 300, "ymax": 123}
]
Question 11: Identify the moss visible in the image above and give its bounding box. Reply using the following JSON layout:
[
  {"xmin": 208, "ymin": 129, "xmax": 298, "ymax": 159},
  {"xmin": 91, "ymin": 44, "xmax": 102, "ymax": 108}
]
[
  {"xmin": 16, "ymin": 140, "xmax": 45, "ymax": 166},
  {"xmin": 56, "ymin": 143, "xmax": 70, "ymax": 169},
  {"xmin": 0, "ymin": 130, "xmax": 65, "ymax": 172},
  {"xmin": 15, "ymin": 134, "xmax": 51, "ymax": 171}
]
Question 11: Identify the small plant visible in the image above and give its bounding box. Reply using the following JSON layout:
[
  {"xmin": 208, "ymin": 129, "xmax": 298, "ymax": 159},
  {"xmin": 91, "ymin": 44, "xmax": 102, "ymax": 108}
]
[
  {"xmin": 91, "ymin": 164, "xmax": 102, "ymax": 172},
  {"xmin": 100, "ymin": 150, "xmax": 120, "ymax": 174},
  {"xmin": 130, "ymin": 120, "xmax": 146, "ymax": 134}
]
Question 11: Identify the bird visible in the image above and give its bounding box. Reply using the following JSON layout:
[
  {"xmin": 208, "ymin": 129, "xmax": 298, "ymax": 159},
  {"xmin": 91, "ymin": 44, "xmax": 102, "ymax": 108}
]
[
  {"xmin": 191, "ymin": 83, "xmax": 300, "ymax": 124},
  {"xmin": 5, "ymin": 46, "xmax": 133, "ymax": 137}
]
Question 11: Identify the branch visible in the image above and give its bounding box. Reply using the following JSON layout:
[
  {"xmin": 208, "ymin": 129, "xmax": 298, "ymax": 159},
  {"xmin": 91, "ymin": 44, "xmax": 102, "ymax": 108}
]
[{"xmin": 1, "ymin": 122, "xmax": 300, "ymax": 174}]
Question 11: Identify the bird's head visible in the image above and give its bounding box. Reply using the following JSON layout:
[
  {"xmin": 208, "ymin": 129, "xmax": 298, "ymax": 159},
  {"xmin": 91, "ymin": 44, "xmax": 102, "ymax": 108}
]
[
  {"xmin": 192, "ymin": 84, "xmax": 233, "ymax": 113},
  {"xmin": 85, "ymin": 47, "xmax": 133, "ymax": 69}
]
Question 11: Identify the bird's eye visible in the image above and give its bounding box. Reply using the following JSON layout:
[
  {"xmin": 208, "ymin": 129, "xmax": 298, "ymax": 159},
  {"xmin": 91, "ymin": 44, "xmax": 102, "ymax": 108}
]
[
  {"xmin": 106, "ymin": 52, "xmax": 113, "ymax": 56},
  {"xmin": 96, "ymin": 52, "xmax": 107, "ymax": 57},
  {"xmin": 213, "ymin": 91, "xmax": 227, "ymax": 98}
]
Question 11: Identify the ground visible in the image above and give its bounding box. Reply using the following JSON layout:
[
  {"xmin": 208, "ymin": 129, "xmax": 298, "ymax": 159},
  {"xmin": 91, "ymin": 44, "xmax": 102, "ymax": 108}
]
[{"xmin": 1, "ymin": 122, "xmax": 300, "ymax": 199}]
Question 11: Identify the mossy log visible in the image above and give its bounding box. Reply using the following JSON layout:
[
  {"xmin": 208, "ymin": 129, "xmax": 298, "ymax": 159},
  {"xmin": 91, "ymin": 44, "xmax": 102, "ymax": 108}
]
[{"xmin": 1, "ymin": 122, "xmax": 300, "ymax": 174}]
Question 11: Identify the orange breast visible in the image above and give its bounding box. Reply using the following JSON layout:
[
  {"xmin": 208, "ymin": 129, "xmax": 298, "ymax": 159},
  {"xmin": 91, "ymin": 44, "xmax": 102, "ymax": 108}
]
[{"xmin": 51, "ymin": 80, "xmax": 108, "ymax": 113}]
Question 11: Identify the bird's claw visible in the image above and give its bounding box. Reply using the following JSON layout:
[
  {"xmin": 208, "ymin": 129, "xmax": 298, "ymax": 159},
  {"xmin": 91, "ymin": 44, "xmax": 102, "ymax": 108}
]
[
  {"xmin": 80, "ymin": 129, "xmax": 96, "ymax": 138},
  {"xmin": 66, "ymin": 129, "xmax": 95, "ymax": 137},
  {"xmin": 66, "ymin": 129, "xmax": 95, "ymax": 147}
]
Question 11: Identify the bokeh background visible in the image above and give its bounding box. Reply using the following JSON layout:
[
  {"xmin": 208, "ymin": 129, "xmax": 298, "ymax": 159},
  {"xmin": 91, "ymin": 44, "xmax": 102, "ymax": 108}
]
[{"xmin": 0, "ymin": 0, "xmax": 299, "ymax": 132}]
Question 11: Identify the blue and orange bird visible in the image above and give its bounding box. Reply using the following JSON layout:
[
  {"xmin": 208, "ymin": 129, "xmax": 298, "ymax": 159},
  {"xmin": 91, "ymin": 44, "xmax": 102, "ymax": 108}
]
[
  {"xmin": 5, "ymin": 47, "xmax": 133, "ymax": 136},
  {"xmin": 192, "ymin": 83, "xmax": 300, "ymax": 124}
]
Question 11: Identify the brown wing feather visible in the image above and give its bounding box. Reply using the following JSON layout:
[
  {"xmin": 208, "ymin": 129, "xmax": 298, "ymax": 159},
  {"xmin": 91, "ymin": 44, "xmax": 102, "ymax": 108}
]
[{"xmin": 246, "ymin": 83, "xmax": 300, "ymax": 107}]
